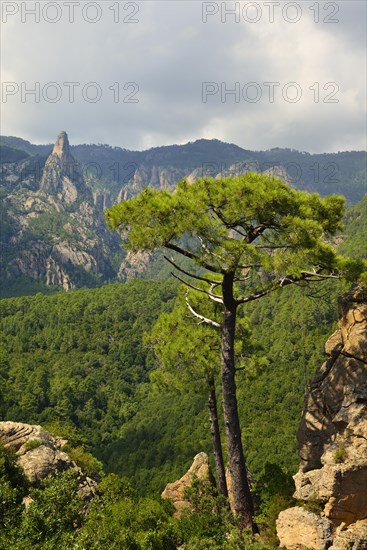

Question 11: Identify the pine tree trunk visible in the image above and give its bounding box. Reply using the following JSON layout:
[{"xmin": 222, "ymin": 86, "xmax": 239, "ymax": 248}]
[
  {"xmin": 221, "ymin": 272, "xmax": 255, "ymax": 531},
  {"xmin": 208, "ymin": 377, "xmax": 228, "ymax": 498}
]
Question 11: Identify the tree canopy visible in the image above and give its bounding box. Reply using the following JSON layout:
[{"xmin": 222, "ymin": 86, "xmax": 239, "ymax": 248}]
[{"xmin": 106, "ymin": 174, "xmax": 361, "ymax": 299}]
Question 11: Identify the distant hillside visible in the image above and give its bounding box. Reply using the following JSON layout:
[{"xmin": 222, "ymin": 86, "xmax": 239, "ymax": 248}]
[
  {"xmin": 2, "ymin": 134, "xmax": 366, "ymax": 203},
  {"xmin": 338, "ymin": 194, "xmax": 367, "ymax": 258},
  {"xmin": 1, "ymin": 132, "xmax": 365, "ymax": 297}
]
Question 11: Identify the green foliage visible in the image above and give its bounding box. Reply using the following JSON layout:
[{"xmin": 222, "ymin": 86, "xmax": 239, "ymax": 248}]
[
  {"xmin": 0, "ymin": 448, "xmax": 82, "ymax": 549},
  {"xmin": 7, "ymin": 471, "xmax": 83, "ymax": 549},
  {"xmin": 0, "ymin": 144, "xmax": 29, "ymax": 163},
  {"xmin": 177, "ymin": 477, "xmax": 272, "ymax": 549},
  {"xmin": 76, "ymin": 494, "xmax": 179, "ymax": 549},
  {"xmin": 146, "ymin": 285, "xmax": 222, "ymax": 393},
  {"xmin": 23, "ymin": 439, "xmax": 43, "ymax": 451},
  {"xmin": 42, "ymin": 420, "xmax": 87, "ymax": 448},
  {"xmin": 100, "ymin": 386, "xmax": 210, "ymax": 495},
  {"xmin": 0, "ymin": 279, "xmax": 177, "ymax": 460},
  {"xmin": 338, "ymin": 194, "xmax": 367, "ymax": 259},
  {"xmin": 254, "ymin": 463, "xmax": 295, "ymax": 545},
  {"xmin": 0, "ymin": 276, "xmax": 61, "ymax": 299},
  {"xmin": 97, "ymin": 473, "xmax": 135, "ymax": 501},
  {"xmin": 147, "ymin": 283, "xmax": 261, "ymax": 391},
  {"xmin": 106, "ymin": 175, "xmax": 348, "ymax": 281},
  {"xmin": 333, "ymin": 447, "xmax": 346, "ymax": 464},
  {"xmin": 180, "ymin": 476, "xmax": 232, "ymax": 540},
  {"xmin": 65, "ymin": 445, "xmax": 104, "ymax": 478},
  {"xmin": 0, "ymin": 443, "xmax": 28, "ymax": 536},
  {"xmin": 25, "ymin": 212, "xmax": 74, "ymax": 243}
]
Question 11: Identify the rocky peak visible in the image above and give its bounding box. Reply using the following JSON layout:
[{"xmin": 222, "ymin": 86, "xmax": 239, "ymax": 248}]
[
  {"xmin": 39, "ymin": 131, "xmax": 89, "ymax": 204},
  {"xmin": 52, "ymin": 131, "xmax": 71, "ymax": 161}
]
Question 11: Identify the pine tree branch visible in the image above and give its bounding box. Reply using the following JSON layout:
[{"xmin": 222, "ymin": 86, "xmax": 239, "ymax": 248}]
[
  {"xmin": 300, "ymin": 271, "xmax": 340, "ymax": 280},
  {"xmin": 171, "ymin": 273, "xmax": 223, "ymax": 303},
  {"xmin": 163, "ymin": 256, "xmax": 219, "ymax": 285},
  {"xmin": 165, "ymin": 243, "xmax": 223, "ymax": 274},
  {"xmin": 235, "ymin": 270, "xmax": 340, "ymax": 305},
  {"xmin": 185, "ymin": 295, "xmax": 221, "ymax": 329},
  {"xmin": 255, "ymin": 244, "xmax": 298, "ymax": 249},
  {"xmin": 208, "ymin": 284, "xmax": 224, "ymax": 304}
]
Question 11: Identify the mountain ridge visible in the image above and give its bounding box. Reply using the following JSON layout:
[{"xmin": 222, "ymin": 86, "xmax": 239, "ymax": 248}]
[
  {"xmin": 1, "ymin": 131, "xmax": 366, "ymax": 297},
  {"xmin": 2, "ymin": 134, "xmax": 366, "ymax": 203}
]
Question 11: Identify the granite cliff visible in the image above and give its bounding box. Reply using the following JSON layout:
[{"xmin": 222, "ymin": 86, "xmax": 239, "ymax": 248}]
[
  {"xmin": 276, "ymin": 285, "xmax": 367, "ymax": 550},
  {"xmin": 1, "ymin": 132, "xmax": 121, "ymax": 292}
]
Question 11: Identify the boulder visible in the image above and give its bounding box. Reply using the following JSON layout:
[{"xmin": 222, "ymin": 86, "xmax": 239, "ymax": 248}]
[
  {"xmin": 330, "ymin": 520, "xmax": 367, "ymax": 549},
  {"xmin": 276, "ymin": 506, "xmax": 332, "ymax": 550},
  {"xmin": 161, "ymin": 452, "xmax": 214, "ymax": 516},
  {"xmin": 0, "ymin": 421, "xmax": 97, "ymax": 500}
]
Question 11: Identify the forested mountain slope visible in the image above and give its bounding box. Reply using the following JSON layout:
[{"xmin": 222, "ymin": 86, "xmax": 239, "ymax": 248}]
[
  {"xmin": 0, "ymin": 280, "xmax": 177, "ymax": 451},
  {"xmin": 0, "ymin": 197, "xmax": 365, "ymax": 498}
]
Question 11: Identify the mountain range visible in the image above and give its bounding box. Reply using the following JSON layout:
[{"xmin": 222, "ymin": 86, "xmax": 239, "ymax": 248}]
[{"xmin": 0, "ymin": 132, "xmax": 366, "ymax": 297}]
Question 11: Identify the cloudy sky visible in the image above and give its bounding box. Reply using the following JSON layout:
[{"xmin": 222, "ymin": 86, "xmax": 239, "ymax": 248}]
[{"xmin": 1, "ymin": 0, "xmax": 366, "ymax": 152}]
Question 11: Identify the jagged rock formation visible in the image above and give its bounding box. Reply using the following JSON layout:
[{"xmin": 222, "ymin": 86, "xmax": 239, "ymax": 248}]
[
  {"xmin": 94, "ymin": 191, "xmax": 111, "ymax": 212},
  {"xmin": 161, "ymin": 452, "xmax": 214, "ymax": 516},
  {"xmin": 0, "ymin": 421, "xmax": 98, "ymax": 500},
  {"xmin": 127, "ymin": 165, "xmax": 185, "ymax": 194},
  {"xmin": 39, "ymin": 131, "xmax": 89, "ymax": 205},
  {"xmin": 1, "ymin": 131, "xmax": 120, "ymax": 291},
  {"xmin": 276, "ymin": 286, "xmax": 367, "ymax": 550},
  {"xmin": 117, "ymin": 250, "xmax": 153, "ymax": 281}
]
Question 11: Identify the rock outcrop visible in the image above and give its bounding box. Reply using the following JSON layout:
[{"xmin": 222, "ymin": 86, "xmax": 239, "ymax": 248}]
[
  {"xmin": 117, "ymin": 250, "xmax": 153, "ymax": 281},
  {"xmin": 277, "ymin": 507, "xmax": 333, "ymax": 550},
  {"xmin": 1, "ymin": 131, "xmax": 121, "ymax": 290},
  {"xmin": 39, "ymin": 131, "xmax": 89, "ymax": 205},
  {"xmin": 161, "ymin": 452, "xmax": 214, "ymax": 516},
  {"xmin": 0, "ymin": 421, "xmax": 97, "ymax": 501},
  {"xmin": 276, "ymin": 286, "xmax": 367, "ymax": 549}
]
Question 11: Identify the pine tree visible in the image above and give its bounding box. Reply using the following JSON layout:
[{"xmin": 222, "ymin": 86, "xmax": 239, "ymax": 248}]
[{"xmin": 106, "ymin": 173, "xmax": 363, "ymax": 530}]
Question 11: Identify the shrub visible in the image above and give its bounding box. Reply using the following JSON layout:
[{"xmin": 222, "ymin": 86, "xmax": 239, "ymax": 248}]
[
  {"xmin": 23, "ymin": 439, "xmax": 43, "ymax": 451},
  {"xmin": 333, "ymin": 447, "xmax": 346, "ymax": 463}
]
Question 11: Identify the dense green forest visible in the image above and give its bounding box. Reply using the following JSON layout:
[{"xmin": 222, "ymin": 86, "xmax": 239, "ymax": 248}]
[{"xmin": 0, "ymin": 194, "xmax": 365, "ymax": 548}]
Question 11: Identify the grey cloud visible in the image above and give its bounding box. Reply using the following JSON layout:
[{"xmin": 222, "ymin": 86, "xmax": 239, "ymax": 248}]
[{"xmin": 1, "ymin": 0, "xmax": 365, "ymax": 152}]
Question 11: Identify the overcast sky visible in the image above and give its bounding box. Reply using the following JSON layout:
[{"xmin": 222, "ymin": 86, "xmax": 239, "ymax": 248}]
[{"xmin": 1, "ymin": 0, "xmax": 366, "ymax": 152}]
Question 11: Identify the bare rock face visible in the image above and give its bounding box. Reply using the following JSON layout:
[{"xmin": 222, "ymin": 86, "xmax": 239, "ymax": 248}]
[
  {"xmin": 39, "ymin": 131, "xmax": 89, "ymax": 205},
  {"xmin": 276, "ymin": 286, "xmax": 367, "ymax": 549},
  {"xmin": 161, "ymin": 452, "xmax": 214, "ymax": 516},
  {"xmin": 1, "ymin": 131, "xmax": 120, "ymax": 290},
  {"xmin": 330, "ymin": 520, "xmax": 367, "ymax": 549},
  {"xmin": 276, "ymin": 507, "xmax": 333, "ymax": 550},
  {"xmin": 118, "ymin": 250, "xmax": 153, "ymax": 281},
  {"xmin": 0, "ymin": 421, "xmax": 97, "ymax": 500}
]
